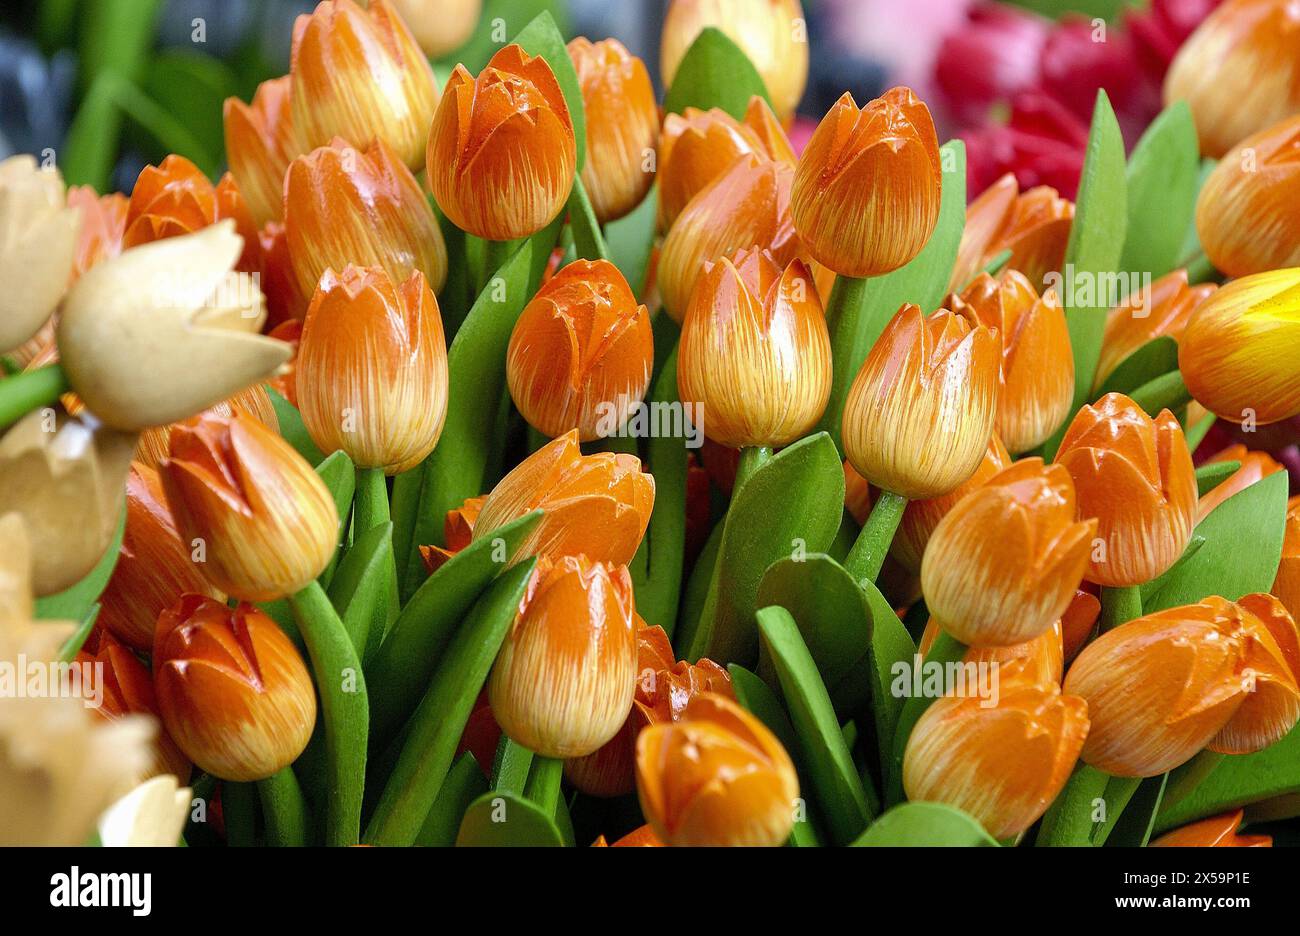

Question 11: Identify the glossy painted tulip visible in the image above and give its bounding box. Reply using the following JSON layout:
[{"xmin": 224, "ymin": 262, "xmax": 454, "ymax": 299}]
[
  {"xmin": 791, "ymin": 87, "xmax": 941, "ymax": 278},
  {"xmin": 57, "ymin": 222, "xmax": 291, "ymax": 432},
  {"xmin": 658, "ymin": 153, "xmax": 799, "ymax": 322},
  {"xmin": 947, "ymin": 174, "xmax": 1074, "ymax": 294},
  {"xmin": 892, "ymin": 433, "xmax": 1011, "ymax": 574},
  {"xmin": 1271, "ymin": 495, "xmax": 1300, "ymax": 620},
  {"xmin": 1164, "ymin": 0, "xmax": 1300, "ymax": 157},
  {"xmin": 67, "ymin": 185, "xmax": 128, "ymax": 279},
  {"xmin": 1209, "ymin": 593, "xmax": 1300, "ymax": 754},
  {"xmin": 1061, "ymin": 588, "xmax": 1101, "ymax": 663},
  {"xmin": 1179, "ymin": 268, "xmax": 1300, "ymax": 425},
  {"xmin": 660, "ymin": 0, "xmax": 809, "ymax": 122},
  {"xmin": 385, "ymin": 0, "xmax": 481, "ymax": 57},
  {"xmin": 159, "ymin": 409, "xmax": 339, "ymax": 602},
  {"xmin": 98, "ymin": 463, "xmax": 225, "ymax": 652},
  {"xmin": 636, "ymin": 692, "xmax": 799, "ymax": 847},
  {"xmin": 842, "ymin": 304, "xmax": 1000, "ymax": 499},
  {"xmin": 297, "ymin": 265, "xmax": 448, "ymax": 474},
  {"xmin": 473, "ymin": 430, "xmax": 654, "ymax": 566},
  {"xmin": 903, "ymin": 664, "xmax": 1089, "ymax": 838},
  {"xmin": 1197, "ymin": 444, "xmax": 1284, "ymax": 520},
  {"xmin": 223, "ymin": 76, "xmax": 304, "ymax": 227},
  {"xmin": 919, "ymin": 618, "xmax": 1065, "ymax": 685},
  {"xmin": 568, "ymin": 37, "xmax": 657, "ymax": 224},
  {"xmin": 489, "ymin": 556, "xmax": 638, "ymax": 758},
  {"xmin": 427, "ymin": 44, "xmax": 576, "ymax": 241},
  {"xmin": 0, "ymin": 155, "xmax": 79, "ymax": 354},
  {"xmin": 154, "ymin": 596, "xmax": 316, "ymax": 782},
  {"xmin": 258, "ymin": 224, "xmax": 309, "ymax": 325},
  {"xmin": 950, "ymin": 271, "xmax": 1074, "ymax": 453},
  {"xmin": 677, "ymin": 247, "xmax": 831, "ymax": 448},
  {"xmin": 133, "ymin": 383, "xmax": 280, "ymax": 472},
  {"xmin": 418, "ymin": 494, "xmax": 485, "ymax": 573},
  {"xmin": 1151, "ymin": 809, "xmax": 1273, "ymax": 847},
  {"xmin": 1094, "ymin": 269, "xmax": 1216, "ymax": 392},
  {"xmin": 122, "ymin": 154, "xmax": 216, "ymax": 248},
  {"xmin": 285, "ymin": 138, "xmax": 447, "ymax": 299},
  {"xmin": 922, "ymin": 459, "xmax": 1095, "ymax": 647},
  {"xmin": 1196, "ymin": 115, "xmax": 1300, "ymax": 277},
  {"xmin": 1054, "ymin": 393, "xmax": 1197, "ymax": 587},
  {"xmin": 290, "ymin": 0, "xmax": 438, "ymax": 171},
  {"xmin": 0, "ymin": 409, "xmax": 135, "ymax": 596},
  {"xmin": 506, "ymin": 259, "xmax": 651, "ymax": 441},
  {"xmin": 1063, "ymin": 597, "xmax": 1252, "ymax": 776}
]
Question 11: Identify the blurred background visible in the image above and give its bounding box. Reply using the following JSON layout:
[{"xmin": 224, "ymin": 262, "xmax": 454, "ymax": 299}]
[{"xmin": 0, "ymin": 0, "xmax": 1219, "ymax": 199}]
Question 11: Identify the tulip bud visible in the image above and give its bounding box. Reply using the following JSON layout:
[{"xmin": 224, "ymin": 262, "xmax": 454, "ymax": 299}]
[
  {"xmin": 658, "ymin": 154, "xmax": 799, "ymax": 322},
  {"xmin": 67, "ymin": 185, "xmax": 128, "ymax": 279},
  {"xmin": 1209, "ymin": 593, "xmax": 1300, "ymax": 755},
  {"xmin": 0, "ymin": 155, "xmax": 79, "ymax": 354},
  {"xmin": 1151, "ymin": 809, "xmax": 1272, "ymax": 847},
  {"xmin": 0, "ymin": 409, "xmax": 134, "ymax": 596},
  {"xmin": 1063, "ymin": 597, "xmax": 1252, "ymax": 777},
  {"xmin": 297, "ymin": 265, "xmax": 448, "ymax": 474},
  {"xmin": 660, "ymin": 0, "xmax": 809, "ymax": 123},
  {"xmin": 568, "ymin": 37, "xmax": 657, "ymax": 224},
  {"xmin": 98, "ymin": 463, "xmax": 225, "ymax": 651},
  {"xmin": 122, "ymin": 154, "xmax": 217, "ymax": 248},
  {"xmin": 677, "ymin": 247, "xmax": 831, "ymax": 448},
  {"xmin": 792, "ymin": 87, "xmax": 941, "ymax": 278},
  {"xmin": 57, "ymin": 222, "xmax": 291, "ymax": 432},
  {"xmin": 892, "ymin": 433, "xmax": 1011, "ymax": 574},
  {"xmin": 224, "ymin": 76, "xmax": 304, "ymax": 228},
  {"xmin": 921, "ymin": 459, "xmax": 1095, "ymax": 647},
  {"xmin": 1197, "ymin": 444, "xmax": 1284, "ymax": 520},
  {"xmin": 473, "ymin": 429, "xmax": 654, "ymax": 566},
  {"xmin": 285, "ymin": 137, "xmax": 447, "ymax": 300},
  {"xmin": 259, "ymin": 224, "xmax": 309, "ymax": 326},
  {"xmin": 1061, "ymin": 588, "xmax": 1100, "ymax": 663},
  {"xmin": 919, "ymin": 618, "xmax": 1065, "ymax": 685},
  {"xmin": 427, "ymin": 44, "xmax": 576, "ymax": 241},
  {"xmin": 636, "ymin": 692, "xmax": 798, "ymax": 846},
  {"xmin": 1054, "ymin": 393, "xmax": 1197, "ymax": 587},
  {"xmin": 903, "ymin": 663, "xmax": 1088, "ymax": 838},
  {"xmin": 134, "ymin": 383, "xmax": 280, "ymax": 472},
  {"xmin": 1272, "ymin": 495, "xmax": 1300, "ymax": 620},
  {"xmin": 1164, "ymin": 0, "xmax": 1300, "ymax": 158},
  {"xmin": 489, "ymin": 555, "xmax": 638, "ymax": 758},
  {"xmin": 384, "ymin": 0, "xmax": 481, "ymax": 58},
  {"xmin": 948, "ymin": 174, "xmax": 1074, "ymax": 294},
  {"xmin": 154, "ymin": 596, "xmax": 317, "ymax": 781},
  {"xmin": 419, "ymin": 494, "xmax": 485, "ymax": 573},
  {"xmin": 159, "ymin": 409, "xmax": 339, "ymax": 601},
  {"xmin": 1094, "ymin": 269, "xmax": 1216, "ymax": 393},
  {"xmin": 290, "ymin": 0, "xmax": 438, "ymax": 171},
  {"xmin": 842, "ymin": 304, "xmax": 1000, "ymax": 499},
  {"xmin": 950, "ymin": 271, "xmax": 1074, "ymax": 453}
]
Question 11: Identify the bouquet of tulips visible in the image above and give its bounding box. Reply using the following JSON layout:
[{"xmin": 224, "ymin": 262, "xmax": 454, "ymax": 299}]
[{"xmin": 1, "ymin": 0, "xmax": 1299, "ymax": 851}]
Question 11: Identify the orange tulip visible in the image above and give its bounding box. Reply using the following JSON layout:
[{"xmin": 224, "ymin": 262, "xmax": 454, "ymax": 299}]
[
  {"xmin": 489, "ymin": 555, "xmax": 638, "ymax": 758},
  {"xmin": 919, "ymin": 619, "xmax": 1065, "ymax": 685},
  {"xmin": 265, "ymin": 319, "xmax": 303, "ymax": 404},
  {"xmin": 1164, "ymin": 0, "xmax": 1300, "ymax": 158},
  {"xmin": 658, "ymin": 153, "xmax": 799, "ymax": 322},
  {"xmin": 657, "ymin": 98, "xmax": 792, "ymax": 230},
  {"xmin": 1063, "ymin": 597, "xmax": 1252, "ymax": 777},
  {"xmin": 950, "ymin": 271, "xmax": 1074, "ymax": 453},
  {"xmin": 506, "ymin": 259, "xmax": 652, "ymax": 441},
  {"xmin": 426, "ymin": 44, "xmax": 576, "ymax": 241},
  {"xmin": 284, "ymin": 137, "xmax": 447, "ymax": 302},
  {"xmin": 223, "ymin": 75, "xmax": 304, "ymax": 228},
  {"xmin": 134, "ymin": 383, "xmax": 280, "ymax": 471},
  {"xmin": 677, "ymin": 247, "xmax": 831, "ymax": 448},
  {"xmin": 290, "ymin": 0, "xmax": 437, "ymax": 171},
  {"xmin": 921, "ymin": 459, "xmax": 1095, "ymax": 647},
  {"xmin": 1094, "ymin": 269, "xmax": 1217, "ymax": 393},
  {"xmin": 1209, "ymin": 592, "xmax": 1300, "ymax": 755},
  {"xmin": 122, "ymin": 154, "xmax": 216, "ymax": 248},
  {"xmin": 947, "ymin": 174, "xmax": 1074, "ymax": 294},
  {"xmin": 1151, "ymin": 809, "xmax": 1272, "ymax": 847},
  {"xmin": 903, "ymin": 663, "xmax": 1088, "ymax": 838},
  {"xmin": 418, "ymin": 494, "xmax": 486, "ymax": 574},
  {"xmin": 1271, "ymin": 495, "xmax": 1300, "ymax": 620},
  {"xmin": 892, "ymin": 433, "xmax": 1010, "ymax": 574},
  {"xmin": 1197, "ymin": 444, "xmax": 1284, "ymax": 520},
  {"xmin": 154, "ymin": 596, "xmax": 317, "ymax": 782},
  {"xmin": 603, "ymin": 824, "xmax": 665, "ymax": 847},
  {"xmin": 258, "ymin": 223, "xmax": 310, "ymax": 325},
  {"xmin": 159, "ymin": 409, "xmax": 340, "ymax": 602},
  {"xmin": 842, "ymin": 303, "xmax": 1000, "ymax": 499},
  {"xmin": 1054, "ymin": 393, "xmax": 1197, "ymax": 587},
  {"xmin": 384, "ymin": 0, "xmax": 481, "ymax": 58},
  {"xmin": 568, "ymin": 37, "xmax": 657, "ymax": 224},
  {"xmin": 472, "ymin": 430, "xmax": 654, "ymax": 566},
  {"xmin": 636, "ymin": 692, "xmax": 798, "ymax": 847},
  {"xmin": 791, "ymin": 87, "xmax": 941, "ymax": 278},
  {"xmin": 297, "ymin": 265, "xmax": 448, "ymax": 474},
  {"xmin": 1061, "ymin": 588, "xmax": 1101, "ymax": 663},
  {"xmin": 67, "ymin": 185, "xmax": 127, "ymax": 278},
  {"xmin": 98, "ymin": 463, "xmax": 225, "ymax": 652}
]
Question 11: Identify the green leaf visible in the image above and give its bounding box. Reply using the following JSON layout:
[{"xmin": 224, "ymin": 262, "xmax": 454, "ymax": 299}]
[
  {"xmin": 1120, "ymin": 102, "xmax": 1199, "ymax": 280},
  {"xmin": 677, "ymin": 520, "xmax": 723, "ymax": 654},
  {"xmin": 415, "ymin": 753, "xmax": 489, "ymax": 846},
  {"xmin": 851, "ymin": 802, "xmax": 997, "ymax": 847},
  {"xmin": 861, "ymin": 578, "xmax": 917, "ymax": 777},
  {"xmin": 1196, "ymin": 460, "xmax": 1240, "ymax": 497},
  {"xmin": 680, "ymin": 433, "xmax": 844, "ymax": 666},
  {"xmin": 757, "ymin": 606, "xmax": 875, "ymax": 844},
  {"xmin": 141, "ymin": 50, "xmax": 237, "ymax": 172},
  {"xmin": 512, "ymin": 10, "xmax": 586, "ymax": 173},
  {"xmin": 1095, "ymin": 337, "xmax": 1179, "ymax": 398},
  {"xmin": 36, "ymin": 506, "xmax": 125, "ymax": 622},
  {"xmin": 662, "ymin": 27, "xmax": 771, "ymax": 119},
  {"xmin": 818, "ymin": 140, "xmax": 967, "ymax": 450},
  {"xmin": 266, "ymin": 386, "xmax": 327, "ymax": 467},
  {"xmin": 567, "ymin": 176, "xmax": 608, "ymax": 260},
  {"xmin": 326, "ymin": 521, "xmax": 393, "ymax": 660},
  {"xmin": 1105, "ymin": 775, "xmax": 1166, "ymax": 847},
  {"xmin": 605, "ymin": 187, "xmax": 658, "ymax": 296},
  {"xmin": 456, "ymin": 791, "xmax": 564, "ymax": 846},
  {"xmin": 58, "ymin": 605, "xmax": 101, "ymax": 663}
]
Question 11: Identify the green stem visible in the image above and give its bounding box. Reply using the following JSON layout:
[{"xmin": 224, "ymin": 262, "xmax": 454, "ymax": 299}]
[
  {"xmin": 289, "ymin": 580, "xmax": 369, "ymax": 846},
  {"xmin": 567, "ymin": 176, "xmax": 609, "ymax": 261},
  {"xmin": 354, "ymin": 466, "xmax": 399, "ymax": 642},
  {"xmin": 1130, "ymin": 369, "xmax": 1192, "ymax": 416},
  {"xmin": 734, "ymin": 445, "xmax": 771, "ymax": 492},
  {"xmin": 843, "ymin": 490, "xmax": 908, "ymax": 586},
  {"xmin": 1036, "ymin": 764, "xmax": 1112, "ymax": 846},
  {"xmin": 524, "ymin": 756, "xmax": 563, "ymax": 814},
  {"xmin": 258, "ymin": 767, "xmax": 309, "ymax": 847},
  {"xmin": 479, "ymin": 237, "xmax": 516, "ymax": 292},
  {"xmin": 1099, "ymin": 584, "xmax": 1142, "ymax": 633},
  {"xmin": 819, "ymin": 274, "xmax": 872, "ymax": 448},
  {"xmin": 0, "ymin": 364, "xmax": 69, "ymax": 429}
]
